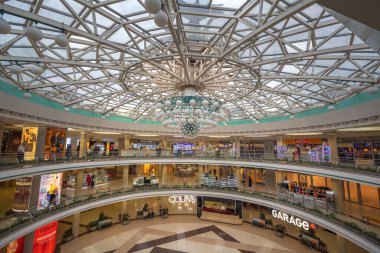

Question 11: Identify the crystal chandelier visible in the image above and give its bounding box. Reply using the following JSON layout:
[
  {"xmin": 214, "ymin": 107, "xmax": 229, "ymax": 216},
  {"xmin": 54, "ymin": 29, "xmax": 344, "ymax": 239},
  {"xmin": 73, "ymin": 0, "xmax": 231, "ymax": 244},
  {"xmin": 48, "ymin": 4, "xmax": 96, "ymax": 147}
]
[{"xmin": 150, "ymin": 87, "xmax": 230, "ymax": 138}]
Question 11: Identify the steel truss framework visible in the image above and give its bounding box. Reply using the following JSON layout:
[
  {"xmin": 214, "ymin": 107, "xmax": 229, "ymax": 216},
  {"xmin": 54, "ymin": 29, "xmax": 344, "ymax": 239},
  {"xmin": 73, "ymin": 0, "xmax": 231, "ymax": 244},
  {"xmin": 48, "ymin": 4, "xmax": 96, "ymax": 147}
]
[{"xmin": 0, "ymin": 0, "xmax": 379, "ymax": 121}]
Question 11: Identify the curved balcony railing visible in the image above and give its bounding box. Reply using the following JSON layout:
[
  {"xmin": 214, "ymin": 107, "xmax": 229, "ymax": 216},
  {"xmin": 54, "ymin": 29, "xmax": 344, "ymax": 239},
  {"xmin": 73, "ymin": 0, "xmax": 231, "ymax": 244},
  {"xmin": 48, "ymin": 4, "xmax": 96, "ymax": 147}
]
[
  {"xmin": 0, "ymin": 185, "xmax": 379, "ymax": 251},
  {"xmin": 0, "ymin": 150, "xmax": 379, "ymax": 175}
]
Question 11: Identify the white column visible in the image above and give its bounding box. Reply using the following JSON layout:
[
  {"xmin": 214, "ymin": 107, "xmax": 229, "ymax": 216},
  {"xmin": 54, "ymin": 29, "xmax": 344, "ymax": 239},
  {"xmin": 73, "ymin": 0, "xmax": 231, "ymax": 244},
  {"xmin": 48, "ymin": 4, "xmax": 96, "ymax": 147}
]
[
  {"xmin": 235, "ymin": 167, "xmax": 242, "ymax": 188},
  {"xmin": 75, "ymin": 170, "xmax": 84, "ymax": 196},
  {"xmin": 161, "ymin": 164, "xmax": 168, "ymax": 185},
  {"xmin": 35, "ymin": 127, "xmax": 47, "ymax": 160},
  {"xmin": 72, "ymin": 213, "xmax": 80, "ymax": 237},
  {"xmin": 264, "ymin": 140, "xmax": 275, "ymax": 159},
  {"xmin": 336, "ymin": 235, "xmax": 347, "ymax": 252},
  {"xmin": 0, "ymin": 124, "xmax": 4, "ymax": 152},
  {"xmin": 136, "ymin": 164, "xmax": 144, "ymax": 176},
  {"xmin": 122, "ymin": 165, "xmax": 129, "ymax": 187},
  {"xmin": 79, "ymin": 131, "xmax": 88, "ymax": 158},
  {"xmin": 327, "ymin": 133, "xmax": 338, "ymax": 162},
  {"xmin": 331, "ymin": 178, "xmax": 344, "ymax": 210},
  {"xmin": 124, "ymin": 135, "xmax": 131, "ymax": 150}
]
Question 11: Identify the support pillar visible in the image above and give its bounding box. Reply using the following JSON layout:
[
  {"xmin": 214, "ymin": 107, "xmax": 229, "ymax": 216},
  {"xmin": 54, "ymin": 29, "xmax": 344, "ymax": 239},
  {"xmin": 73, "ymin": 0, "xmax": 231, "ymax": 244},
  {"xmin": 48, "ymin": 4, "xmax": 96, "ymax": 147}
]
[
  {"xmin": 198, "ymin": 165, "xmax": 203, "ymax": 186},
  {"xmin": 0, "ymin": 124, "xmax": 4, "ymax": 152},
  {"xmin": 75, "ymin": 170, "xmax": 84, "ymax": 196},
  {"xmin": 327, "ymin": 133, "xmax": 338, "ymax": 162},
  {"xmin": 72, "ymin": 213, "xmax": 80, "ymax": 238},
  {"xmin": 79, "ymin": 131, "xmax": 88, "ymax": 158},
  {"xmin": 122, "ymin": 165, "xmax": 129, "ymax": 187},
  {"xmin": 161, "ymin": 164, "xmax": 167, "ymax": 185},
  {"xmin": 35, "ymin": 127, "xmax": 47, "ymax": 160},
  {"xmin": 235, "ymin": 167, "xmax": 242, "ymax": 188},
  {"xmin": 124, "ymin": 135, "xmax": 131, "ymax": 150},
  {"xmin": 263, "ymin": 140, "xmax": 275, "ymax": 159},
  {"xmin": 331, "ymin": 178, "xmax": 344, "ymax": 210},
  {"xmin": 336, "ymin": 235, "xmax": 347, "ymax": 253},
  {"xmin": 23, "ymin": 175, "xmax": 41, "ymax": 253}
]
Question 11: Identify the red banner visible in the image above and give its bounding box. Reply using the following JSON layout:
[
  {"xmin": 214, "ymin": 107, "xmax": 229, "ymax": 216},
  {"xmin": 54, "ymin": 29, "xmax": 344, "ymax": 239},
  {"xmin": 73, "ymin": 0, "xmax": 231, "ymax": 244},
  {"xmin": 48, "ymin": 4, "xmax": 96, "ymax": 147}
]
[
  {"xmin": 6, "ymin": 237, "xmax": 25, "ymax": 253},
  {"xmin": 32, "ymin": 221, "xmax": 58, "ymax": 253}
]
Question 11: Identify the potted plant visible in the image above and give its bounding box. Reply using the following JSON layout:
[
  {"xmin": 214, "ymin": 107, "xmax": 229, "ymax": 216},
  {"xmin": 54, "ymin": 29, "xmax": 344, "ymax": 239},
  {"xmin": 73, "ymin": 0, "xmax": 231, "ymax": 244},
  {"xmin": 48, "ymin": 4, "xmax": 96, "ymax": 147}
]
[
  {"xmin": 97, "ymin": 212, "xmax": 112, "ymax": 230},
  {"xmin": 162, "ymin": 207, "xmax": 169, "ymax": 218},
  {"xmin": 265, "ymin": 219, "xmax": 273, "ymax": 229},
  {"xmin": 121, "ymin": 213, "xmax": 130, "ymax": 225},
  {"xmin": 62, "ymin": 228, "xmax": 74, "ymax": 242},
  {"xmin": 274, "ymin": 224, "xmax": 287, "ymax": 238},
  {"xmin": 87, "ymin": 220, "xmax": 98, "ymax": 232}
]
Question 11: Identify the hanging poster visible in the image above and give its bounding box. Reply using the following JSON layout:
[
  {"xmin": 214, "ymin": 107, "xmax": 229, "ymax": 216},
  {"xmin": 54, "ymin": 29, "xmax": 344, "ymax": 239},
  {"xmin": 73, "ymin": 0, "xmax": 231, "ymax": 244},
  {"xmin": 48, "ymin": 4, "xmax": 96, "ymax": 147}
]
[
  {"xmin": 13, "ymin": 177, "xmax": 32, "ymax": 211},
  {"xmin": 6, "ymin": 236, "xmax": 25, "ymax": 253},
  {"xmin": 44, "ymin": 128, "xmax": 67, "ymax": 159},
  {"xmin": 37, "ymin": 173, "xmax": 62, "ymax": 210},
  {"xmin": 32, "ymin": 221, "xmax": 58, "ymax": 253},
  {"xmin": 22, "ymin": 127, "xmax": 38, "ymax": 153}
]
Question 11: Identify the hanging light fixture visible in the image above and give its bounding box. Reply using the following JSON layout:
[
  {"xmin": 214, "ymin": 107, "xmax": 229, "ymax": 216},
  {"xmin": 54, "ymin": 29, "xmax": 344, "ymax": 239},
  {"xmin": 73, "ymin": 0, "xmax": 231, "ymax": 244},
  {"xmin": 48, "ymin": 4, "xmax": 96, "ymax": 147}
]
[
  {"xmin": 9, "ymin": 65, "xmax": 22, "ymax": 75},
  {"xmin": 328, "ymin": 105, "xmax": 335, "ymax": 111},
  {"xmin": 145, "ymin": 0, "xmax": 161, "ymax": 14},
  {"xmin": 350, "ymin": 82, "xmax": 362, "ymax": 93},
  {"xmin": 150, "ymin": 87, "xmax": 229, "ymax": 138},
  {"xmin": 30, "ymin": 66, "xmax": 43, "ymax": 75},
  {"xmin": 64, "ymin": 107, "xmax": 70, "ymax": 112},
  {"xmin": 25, "ymin": 26, "xmax": 43, "ymax": 41},
  {"xmin": 154, "ymin": 10, "xmax": 168, "ymax": 28},
  {"xmin": 23, "ymin": 92, "xmax": 32, "ymax": 99},
  {"xmin": 367, "ymin": 86, "xmax": 378, "ymax": 94},
  {"xmin": 0, "ymin": 18, "xmax": 11, "ymax": 34},
  {"xmin": 55, "ymin": 33, "xmax": 68, "ymax": 47}
]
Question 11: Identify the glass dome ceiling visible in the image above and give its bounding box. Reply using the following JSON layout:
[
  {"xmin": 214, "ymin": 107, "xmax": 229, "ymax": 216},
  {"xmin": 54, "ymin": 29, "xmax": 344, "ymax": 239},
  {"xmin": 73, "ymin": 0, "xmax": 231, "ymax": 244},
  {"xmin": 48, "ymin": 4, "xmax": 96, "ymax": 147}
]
[{"xmin": 0, "ymin": 0, "xmax": 379, "ymax": 121}]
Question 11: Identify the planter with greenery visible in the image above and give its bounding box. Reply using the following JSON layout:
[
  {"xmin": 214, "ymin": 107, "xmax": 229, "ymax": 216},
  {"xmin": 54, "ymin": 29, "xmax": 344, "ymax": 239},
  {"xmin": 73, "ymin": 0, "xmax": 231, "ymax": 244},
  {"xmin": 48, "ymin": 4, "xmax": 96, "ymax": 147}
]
[
  {"xmin": 87, "ymin": 220, "xmax": 98, "ymax": 232},
  {"xmin": 274, "ymin": 224, "xmax": 287, "ymax": 238},
  {"xmin": 121, "ymin": 213, "xmax": 130, "ymax": 225},
  {"xmin": 62, "ymin": 228, "xmax": 74, "ymax": 242}
]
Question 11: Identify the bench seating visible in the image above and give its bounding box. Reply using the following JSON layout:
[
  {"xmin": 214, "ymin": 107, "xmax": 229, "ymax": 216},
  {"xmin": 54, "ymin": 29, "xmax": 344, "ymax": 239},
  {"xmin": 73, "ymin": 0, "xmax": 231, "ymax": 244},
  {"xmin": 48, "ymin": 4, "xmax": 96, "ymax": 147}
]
[{"xmin": 200, "ymin": 211, "xmax": 243, "ymax": 225}]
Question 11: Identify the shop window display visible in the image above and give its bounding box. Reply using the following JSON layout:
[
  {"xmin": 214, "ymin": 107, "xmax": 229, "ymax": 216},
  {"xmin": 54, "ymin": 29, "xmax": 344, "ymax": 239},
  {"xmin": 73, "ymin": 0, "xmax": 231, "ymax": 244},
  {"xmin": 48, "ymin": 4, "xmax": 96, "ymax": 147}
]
[
  {"xmin": 201, "ymin": 173, "xmax": 237, "ymax": 188},
  {"xmin": 133, "ymin": 174, "xmax": 159, "ymax": 187}
]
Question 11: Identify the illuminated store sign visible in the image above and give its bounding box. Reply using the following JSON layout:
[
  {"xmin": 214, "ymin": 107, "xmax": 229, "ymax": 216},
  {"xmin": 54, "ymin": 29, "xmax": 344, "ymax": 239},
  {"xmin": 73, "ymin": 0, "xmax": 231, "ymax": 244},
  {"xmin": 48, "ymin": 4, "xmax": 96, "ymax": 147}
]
[
  {"xmin": 33, "ymin": 221, "xmax": 58, "ymax": 253},
  {"xmin": 272, "ymin": 210, "xmax": 310, "ymax": 230},
  {"xmin": 168, "ymin": 195, "xmax": 196, "ymax": 204}
]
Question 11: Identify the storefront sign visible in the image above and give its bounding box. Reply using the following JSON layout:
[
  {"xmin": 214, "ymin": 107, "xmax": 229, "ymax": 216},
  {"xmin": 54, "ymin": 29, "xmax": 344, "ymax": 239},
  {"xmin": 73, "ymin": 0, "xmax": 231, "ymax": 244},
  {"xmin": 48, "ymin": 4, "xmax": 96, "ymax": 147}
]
[
  {"xmin": 271, "ymin": 210, "xmax": 310, "ymax": 230},
  {"xmin": 168, "ymin": 195, "xmax": 196, "ymax": 204},
  {"xmin": 32, "ymin": 221, "xmax": 58, "ymax": 253},
  {"xmin": 6, "ymin": 237, "xmax": 25, "ymax": 253}
]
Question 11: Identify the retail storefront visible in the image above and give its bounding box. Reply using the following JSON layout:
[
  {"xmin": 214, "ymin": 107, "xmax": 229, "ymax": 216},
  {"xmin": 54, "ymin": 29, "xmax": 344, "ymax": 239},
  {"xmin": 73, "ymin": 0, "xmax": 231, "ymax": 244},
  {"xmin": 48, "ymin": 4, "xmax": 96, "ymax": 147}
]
[
  {"xmin": 278, "ymin": 139, "xmax": 330, "ymax": 162},
  {"xmin": 338, "ymin": 137, "xmax": 380, "ymax": 165}
]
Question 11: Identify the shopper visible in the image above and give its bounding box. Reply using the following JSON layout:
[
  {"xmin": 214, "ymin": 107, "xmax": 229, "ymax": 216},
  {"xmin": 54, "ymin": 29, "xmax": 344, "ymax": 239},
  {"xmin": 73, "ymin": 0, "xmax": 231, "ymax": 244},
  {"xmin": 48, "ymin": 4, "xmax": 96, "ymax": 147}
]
[
  {"xmin": 17, "ymin": 143, "xmax": 26, "ymax": 163},
  {"xmin": 91, "ymin": 175, "xmax": 95, "ymax": 187},
  {"xmin": 248, "ymin": 176, "xmax": 252, "ymax": 187},
  {"xmin": 86, "ymin": 174, "xmax": 92, "ymax": 187}
]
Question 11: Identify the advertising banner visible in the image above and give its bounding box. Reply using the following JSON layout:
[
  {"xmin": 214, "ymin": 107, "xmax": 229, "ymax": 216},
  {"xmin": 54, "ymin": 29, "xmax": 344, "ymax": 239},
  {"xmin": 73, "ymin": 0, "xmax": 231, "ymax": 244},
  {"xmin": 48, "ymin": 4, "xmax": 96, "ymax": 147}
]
[
  {"xmin": 6, "ymin": 236, "xmax": 25, "ymax": 253},
  {"xmin": 37, "ymin": 173, "xmax": 62, "ymax": 210},
  {"xmin": 21, "ymin": 127, "xmax": 38, "ymax": 160},
  {"xmin": 44, "ymin": 128, "xmax": 67, "ymax": 159},
  {"xmin": 13, "ymin": 177, "xmax": 32, "ymax": 211},
  {"xmin": 32, "ymin": 221, "xmax": 58, "ymax": 253}
]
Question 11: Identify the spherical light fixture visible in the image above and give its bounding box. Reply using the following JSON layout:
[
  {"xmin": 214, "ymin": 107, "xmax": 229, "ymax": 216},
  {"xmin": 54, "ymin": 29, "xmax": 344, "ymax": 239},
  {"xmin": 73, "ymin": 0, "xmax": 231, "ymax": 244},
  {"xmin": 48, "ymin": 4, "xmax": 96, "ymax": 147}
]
[
  {"xmin": 290, "ymin": 115, "xmax": 295, "ymax": 119},
  {"xmin": 154, "ymin": 10, "xmax": 168, "ymax": 28},
  {"xmin": 328, "ymin": 105, "xmax": 335, "ymax": 111},
  {"xmin": 188, "ymin": 118, "xmax": 195, "ymax": 124},
  {"xmin": 350, "ymin": 85, "xmax": 361, "ymax": 93},
  {"xmin": 212, "ymin": 101, "xmax": 219, "ymax": 108},
  {"xmin": 202, "ymin": 100, "xmax": 209, "ymax": 106},
  {"xmin": 23, "ymin": 92, "xmax": 32, "ymax": 99},
  {"xmin": 164, "ymin": 100, "xmax": 171, "ymax": 107},
  {"xmin": 189, "ymin": 99, "xmax": 196, "ymax": 106},
  {"xmin": 25, "ymin": 26, "xmax": 43, "ymax": 41},
  {"xmin": 64, "ymin": 107, "xmax": 70, "ymax": 112},
  {"xmin": 30, "ymin": 66, "xmax": 43, "ymax": 75},
  {"xmin": 0, "ymin": 19, "xmax": 11, "ymax": 34},
  {"xmin": 144, "ymin": 0, "xmax": 161, "ymax": 14},
  {"xmin": 55, "ymin": 34, "xmax": 68, "ymax": 47},
  {"xmin": 156, "ymin": 103, "xmax": 162, "ymax": 109},
  {"xmin": 175, "ymin": 100, "xmax": 182, "ymax": 106},
  {"xmin": 9, "ymin": 65, "xmax": 22, "ymax": 75},
  {"xmin": 334, "ymin": 84, "xmax": 345, "ymax": 90},
  {"xmin": 367, "ymin": 86, "xmax": 378, "ymax": 94}
]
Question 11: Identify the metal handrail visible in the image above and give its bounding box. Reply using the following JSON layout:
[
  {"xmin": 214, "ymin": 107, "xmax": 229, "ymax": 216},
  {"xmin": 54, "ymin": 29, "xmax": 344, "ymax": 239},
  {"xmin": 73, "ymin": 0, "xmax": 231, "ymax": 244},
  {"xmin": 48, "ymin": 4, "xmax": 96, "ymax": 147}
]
[
  {"xmin": 0, "ymin": 151, "xmax": 379, "ymax": 175},
  {"xmin": 0, "ymin": 184, "xmax": 379, "ymax": 246}
]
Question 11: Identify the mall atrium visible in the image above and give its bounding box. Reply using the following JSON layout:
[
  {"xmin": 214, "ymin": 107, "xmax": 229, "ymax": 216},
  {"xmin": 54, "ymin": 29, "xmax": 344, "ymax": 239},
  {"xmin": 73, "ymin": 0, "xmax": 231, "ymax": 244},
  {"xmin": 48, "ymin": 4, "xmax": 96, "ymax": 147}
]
[{"xmin": 0, "ymin": 0, "xmax": 380, "ymax": 252}]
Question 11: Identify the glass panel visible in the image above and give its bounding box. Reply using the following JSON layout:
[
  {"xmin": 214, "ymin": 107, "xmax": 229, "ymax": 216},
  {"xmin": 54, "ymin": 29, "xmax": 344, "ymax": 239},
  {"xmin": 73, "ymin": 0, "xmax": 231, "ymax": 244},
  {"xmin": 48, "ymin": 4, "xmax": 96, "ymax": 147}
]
[
  {"xmin": 361, "ymin": 185, "xmax": 379, "ymax": 208},
  {"xmin": 349, "ymin": 182, "xmax": 359, "ymax": 203}
]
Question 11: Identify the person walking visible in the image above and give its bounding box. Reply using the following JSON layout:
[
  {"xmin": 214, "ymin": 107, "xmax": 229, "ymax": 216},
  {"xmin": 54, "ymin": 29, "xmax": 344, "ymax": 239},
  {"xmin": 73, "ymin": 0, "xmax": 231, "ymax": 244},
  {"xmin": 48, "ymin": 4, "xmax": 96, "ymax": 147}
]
[{"xmin": 17, "ymin": 143, "xmax": 26, "ymax": 163}]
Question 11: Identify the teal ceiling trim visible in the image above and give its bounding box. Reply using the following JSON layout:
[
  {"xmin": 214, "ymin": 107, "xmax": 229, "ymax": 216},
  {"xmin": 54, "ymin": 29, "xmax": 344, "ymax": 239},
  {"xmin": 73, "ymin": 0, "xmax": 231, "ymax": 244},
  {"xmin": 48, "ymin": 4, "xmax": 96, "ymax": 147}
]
[{"xmin": 1, "ymin": 79, "xmax": 379, "ymax": 126}]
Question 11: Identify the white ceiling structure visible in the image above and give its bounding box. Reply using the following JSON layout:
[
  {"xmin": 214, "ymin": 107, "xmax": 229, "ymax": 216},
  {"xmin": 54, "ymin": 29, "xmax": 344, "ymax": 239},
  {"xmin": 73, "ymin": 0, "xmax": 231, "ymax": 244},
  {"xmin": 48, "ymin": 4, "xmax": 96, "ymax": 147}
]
[{"xmin": 0, "ymin": 0, "xmax": 379, "ymax": 122}]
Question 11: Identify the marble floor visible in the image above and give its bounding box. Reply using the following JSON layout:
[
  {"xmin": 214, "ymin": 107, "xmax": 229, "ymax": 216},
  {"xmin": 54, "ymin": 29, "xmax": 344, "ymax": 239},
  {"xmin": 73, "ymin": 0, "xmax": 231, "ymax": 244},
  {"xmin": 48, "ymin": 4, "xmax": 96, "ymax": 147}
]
[{"xmin": 59, "ymin": 216, "xmax": 315, "ymax": 253}]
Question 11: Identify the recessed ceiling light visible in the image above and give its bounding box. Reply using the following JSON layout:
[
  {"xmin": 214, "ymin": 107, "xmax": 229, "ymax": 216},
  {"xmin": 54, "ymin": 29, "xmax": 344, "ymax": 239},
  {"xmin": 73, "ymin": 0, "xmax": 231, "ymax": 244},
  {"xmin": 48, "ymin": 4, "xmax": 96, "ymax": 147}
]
[
  {"xmin": 337, "ymin": 127, "xmax": 380, "ymax": 132},
  {"xmin": 285, "ymin": 132, "xmax": 323, "ymax": 136},
  {"xmin": 245, "ymin": 134, "xmax": 272, "ymax": 138},
  {"xmin": 208, "ymin": 135, "xmax": 231, "ymax": 138},
  {"xmin": 135, "ymin": 134, "xmax": 158, "ymax": 137},
  {"xmin": 13, "ymin": 124, "xmax": 24, "ymax": 127}
]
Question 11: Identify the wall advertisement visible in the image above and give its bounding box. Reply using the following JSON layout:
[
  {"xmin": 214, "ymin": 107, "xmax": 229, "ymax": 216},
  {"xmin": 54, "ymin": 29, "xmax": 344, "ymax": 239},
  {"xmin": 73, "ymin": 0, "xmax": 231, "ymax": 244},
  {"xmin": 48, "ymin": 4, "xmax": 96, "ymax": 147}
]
[
  {"xmin": 32, "ymin": 221, "xmax": 58, "ymax": 253},
  {"xmin": 6, "ymin": 236, "xmax": 25, "ymax": 253},
  {"xmin": 44, "ymin": 127, "xmax": 67, "ymax": 159},
  {"xmin": 21, "ymin": 127, "xmax": 38, "ymax": 160},
  {"xmin": 13, "ymin": 177, "xmax": 32, "ymax": 211},
  {"xmin": 37, "ymin": 173, "xmax": 62, "ymax": 210}
]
